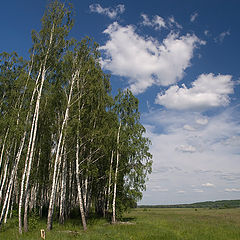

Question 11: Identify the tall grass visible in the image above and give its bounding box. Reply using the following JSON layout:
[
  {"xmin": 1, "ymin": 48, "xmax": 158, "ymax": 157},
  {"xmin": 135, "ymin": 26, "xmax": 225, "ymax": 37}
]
[{"xmin": 1, "ymin": 208, "xmax": 240, "ymax": 239}]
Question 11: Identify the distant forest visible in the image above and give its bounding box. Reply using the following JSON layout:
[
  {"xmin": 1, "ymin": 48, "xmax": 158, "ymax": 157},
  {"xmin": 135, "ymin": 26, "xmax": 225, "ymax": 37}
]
[{"xmin": 139, "ymin": 199, "xmax": 240, "ymax": 209}]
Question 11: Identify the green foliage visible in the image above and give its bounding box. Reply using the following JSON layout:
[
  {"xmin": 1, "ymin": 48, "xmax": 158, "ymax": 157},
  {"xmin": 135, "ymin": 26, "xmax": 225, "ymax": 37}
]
[
  {"xmin": 0, "ymin": 0, "xmax": 152, "ymax": 231},
  {"xmin": 112, "ymin": 89, "xmax": 152, "ymax": 213},
  {"xmin": 28, "ymin": 212, "xmax": 40, "ymax": 231}
]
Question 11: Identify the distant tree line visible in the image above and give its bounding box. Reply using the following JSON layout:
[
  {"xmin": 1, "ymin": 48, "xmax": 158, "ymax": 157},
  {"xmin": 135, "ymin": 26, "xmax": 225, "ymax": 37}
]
[
  {"xmin": 0, "ymin": 1, "xmax": 152, "ymax": 233},
  {"xmin": 139, "ymin": 200, "xmax": 240, "ymax": 209}
]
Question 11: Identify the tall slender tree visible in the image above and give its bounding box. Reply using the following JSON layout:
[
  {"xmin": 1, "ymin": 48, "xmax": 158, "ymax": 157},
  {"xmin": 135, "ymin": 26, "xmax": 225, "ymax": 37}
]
[{"xmin": 0, "ymin": 1, "xmax": 152, "ymax": 232}]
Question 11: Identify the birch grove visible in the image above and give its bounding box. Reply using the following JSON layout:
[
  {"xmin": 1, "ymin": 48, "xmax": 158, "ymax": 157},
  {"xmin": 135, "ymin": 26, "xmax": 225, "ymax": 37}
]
[{"xmin": 0, "ymin": 0, "xmax": 152, "ymax": 233}]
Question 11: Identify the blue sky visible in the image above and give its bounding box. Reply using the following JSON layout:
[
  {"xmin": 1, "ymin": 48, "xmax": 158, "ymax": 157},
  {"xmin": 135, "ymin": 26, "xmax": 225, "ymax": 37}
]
[{"xmin": 1, "ymin": 0, "xmax": 240, "ymax": 204}]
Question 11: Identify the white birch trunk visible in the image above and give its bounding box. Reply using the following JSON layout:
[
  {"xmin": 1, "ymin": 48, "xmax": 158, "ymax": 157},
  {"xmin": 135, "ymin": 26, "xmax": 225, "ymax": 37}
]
[
  {"xmin": 19, "ymin": 23, "xmax": 55, "ymax": 234},
  {"xmin": 23, "ymin": 190, "xmax": 30, "ymax": 232},
  {"xmin": 4, "ymin": 181, "xmax": 13, "ymax": 224},
  {"xmin": 0, "ymin": 155, "xmax": 9, "ymax": 203},
  {"xmin": 0, "ymin": 156, "xmax": 13, "ymax": 226},
  {"xmin": 29, "ymin": 151, "xmax": 40, "ymax": 213},
  {"xmin": 0, "ymin": 131, "xmax": 25, "ymax": 227},
  {"xmin": 0, "ymin": 180, "xmax": 12, "ymax": 226},
  {"xmin": 112, "ymin": 122, "xmax": 121, "ymax": 224},
  {"xmin": 18, "ymin": 100, "xmax": 37, "ymax": 234},
  {"xmin": 47, "ymin": 68, "xmax": 78, "ymax": 230},
  {"xmin": 0, "ymin": 128, "xmax": 9, "ymax": 171},
  {"xmin": 75, "ymin": 83, "xmax": 87, "ymax": 230},
  {"xmin": 83, "ymin": 111, "xmax": 97, "ymax": 215},
  {"xmin": 106, "ymin": 150, "xmax": 114, "ymax": 213},
  {"xmin": 83, "ymin": 177, "xmax": 88, "ymax": 211},
  {"xmin": 23, "ymin": 64, "xmax": 47, "ymax": 227},
  {"xmin": 59, "ymin": 150, "xmax": 66, "ymax": 224},
  {"xmin": 76, "ymin": 138, "xmax": 87, "ymax": 231},
  {"xmin": 18, "ymin": 64, "xmax": 43, "ymax": 234}
]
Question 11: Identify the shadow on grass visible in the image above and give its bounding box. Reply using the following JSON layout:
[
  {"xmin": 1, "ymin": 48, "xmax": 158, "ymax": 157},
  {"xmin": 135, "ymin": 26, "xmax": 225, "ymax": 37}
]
[{"xmin": 120, "ymin": 217, "xmax": 136, "ymax": 222}]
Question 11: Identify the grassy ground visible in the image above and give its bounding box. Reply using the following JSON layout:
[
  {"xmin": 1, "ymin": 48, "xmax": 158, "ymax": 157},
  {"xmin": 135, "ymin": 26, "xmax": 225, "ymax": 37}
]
[{"xmin": 1, "ymin": 208, "xmax": 240, "ymax": 239}]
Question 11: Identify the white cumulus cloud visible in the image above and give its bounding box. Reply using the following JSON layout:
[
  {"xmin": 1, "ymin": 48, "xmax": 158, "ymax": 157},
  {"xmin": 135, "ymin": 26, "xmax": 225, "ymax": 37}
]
[
  {"xmin": 100, "ymin": 22, "xmax": 204, "ymax": 94},
  {"xmin": 156, "ymin": 73, "xmax": 234, "ymax": 111},
  {"xmin": 89, "ymin": 4, "xmax": 125, "ymax": 19}
]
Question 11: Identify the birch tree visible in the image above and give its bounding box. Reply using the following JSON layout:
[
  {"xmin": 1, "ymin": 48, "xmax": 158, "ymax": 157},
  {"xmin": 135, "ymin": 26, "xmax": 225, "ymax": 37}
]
[
  {"xmin": 18, "ymin": 1, "xmax": 73, "ymax": 233},
  {"xmin": 111, "ymin": 89, "xmax": 152, "ymax": 223},
  {"xmin": 0, "ymin": 0, "xmax": 152, "ymax": 232}
]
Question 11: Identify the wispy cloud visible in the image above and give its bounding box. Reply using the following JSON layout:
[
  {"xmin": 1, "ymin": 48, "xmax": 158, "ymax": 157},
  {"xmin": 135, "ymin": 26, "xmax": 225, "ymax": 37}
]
[
  {"xmin": 215, "ymin": 30, "xmax": 230, "ymax": 43},
  {"xmin": 217, "ymin": 172, "xmax": 240, "ymax": 182},
  {"xmin": 204, "ymin": 30, "xmax": 210, "ymax": 36},
  {"xmin": 183, "ymin": 124, "xmax": 196, "ymax": 131},
  {"xmin": 100, "ymin": 22, "xmax": 204, "ymax": 94},
  {"xmin": 141, "ymin": 14, "xmax": 182, "ymax": 30},
  {"xmin": 89, "ymin": 4, "xmax": 125, "ymax": 19},
  {"xmin": 190, "ymin": 12, "xmax": 199, "ymax": 22},
  {"xmin": 176, "ymin": 144, "xmax": 196, "ymax": 153},
  {"xmin": 225, "ymin": 188, "xmax": 240, "ymax": 192},
  {"xmin": 168, "ymin": 16, "xmax": 182, "ymax": 29},
  {"xmin": 202, "ymin": 183, "xmax": 215, "ymax": 187},
  {"xmin": 141, "ymin": 13, "xmax": 166, "ymax": 30},
  {"xmin": 140, "ymin": 106, "xmax": 240, "ymax": 204},
  {"xmin": 177, "ymin": 190, "xmax": 186, "ymax": 193},
  {"xmin": 196, "ymin": 118, "xmax": 208, "ymax": 125},
  {"xmin": 148, "ymin": 185, "xmax": 169, "ymax": 192},
  {"xmin": 193, "ymin": 189, "xmax": 204, "ymax": 193},
  {"xmin": 155, "ymin": 73, "xmax": 234, "ymax": 111}
]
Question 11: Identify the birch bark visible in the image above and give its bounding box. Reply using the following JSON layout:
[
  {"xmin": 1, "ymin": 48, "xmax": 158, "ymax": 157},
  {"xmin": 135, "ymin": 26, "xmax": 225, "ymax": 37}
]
[
  {"xmin": 0, "ymin": 128, "xmax": 9, "ymax": 171},
  {"xmin": 0, "ymin": 156, "xmax": 9, "ymax": 202},
  {"xmin": 19, "ymin": 23, "xmax": 55, "ymax": 234},
  {"xmin": 59, "ymin": 150, "xmax": 66, "ymax": 224},
  {"xmin": 47, "ymin": 68, "xmax": 78, "ymax": 230},
  {"xmin": 112, "ymin": 122, "xmax": 121, "ymax": 224},
  {"xmin": 106, "ymin": 150, "xmax": 114, "ymax": 213},
  {"xmin": 4, "ymin": 182, "xmax": 13, "ymax": 224},
  {"xmin": 0, "ymin": 130, "xmax": 26, "ymax": 227},
  {"xmin": 76, "ymin": 138, "xmax": 87, "ymax": 231}
]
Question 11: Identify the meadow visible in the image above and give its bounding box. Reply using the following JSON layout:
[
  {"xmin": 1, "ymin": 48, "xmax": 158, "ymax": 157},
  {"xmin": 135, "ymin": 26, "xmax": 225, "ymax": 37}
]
[{"xmin": 1, "ymin": 208, "xmax": 240, "ymax": 240}]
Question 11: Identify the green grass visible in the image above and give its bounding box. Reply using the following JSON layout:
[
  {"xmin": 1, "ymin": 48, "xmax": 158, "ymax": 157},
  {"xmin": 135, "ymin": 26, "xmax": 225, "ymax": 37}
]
[{"xmin": 1, "ymin": 208, "xmax": 240, "ymax": 239}]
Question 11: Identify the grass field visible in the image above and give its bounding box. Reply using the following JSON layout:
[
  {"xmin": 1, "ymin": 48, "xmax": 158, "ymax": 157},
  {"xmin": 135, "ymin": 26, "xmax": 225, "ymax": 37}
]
[{"xmin": 1, "ymin": 208, "xmax": 240, "ymax": 240}]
